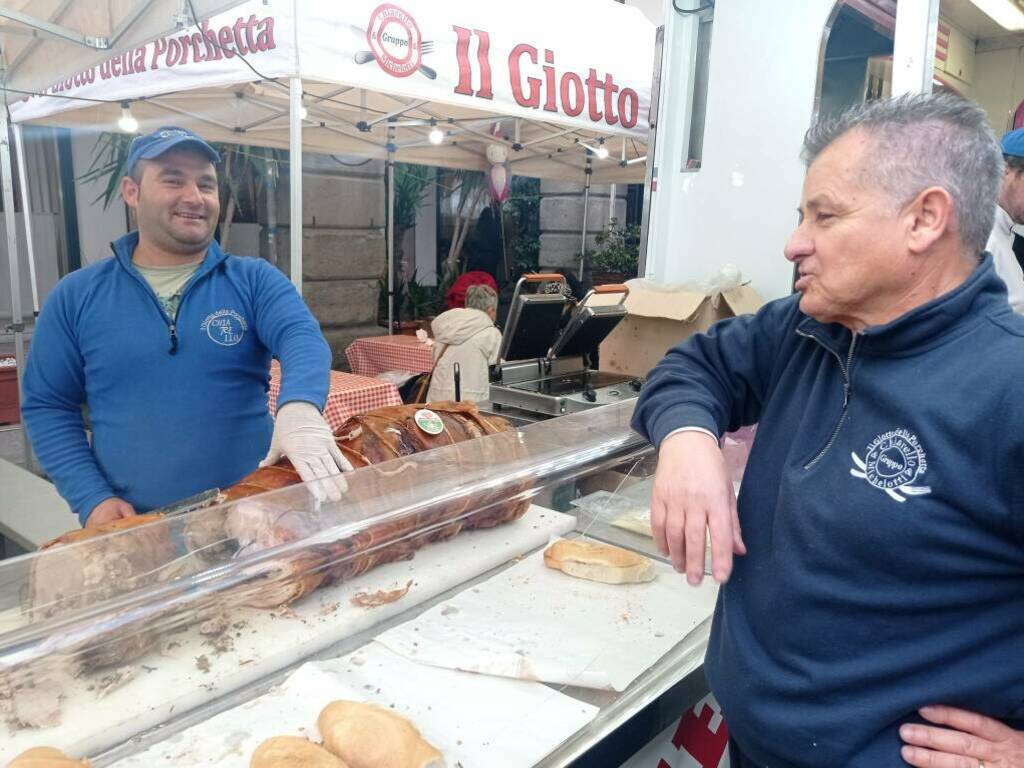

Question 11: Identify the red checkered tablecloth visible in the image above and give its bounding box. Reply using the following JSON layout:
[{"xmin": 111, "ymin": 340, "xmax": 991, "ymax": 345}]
[
  {"xmin": 268, "ymin": 361, "xmax": 402, "ymax": 431},
  {"xmin": 345, "ymin": 334, "xmax": 435, "ymax": 377}
]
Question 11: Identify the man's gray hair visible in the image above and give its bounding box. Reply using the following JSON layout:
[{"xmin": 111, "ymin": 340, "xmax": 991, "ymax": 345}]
[
  {"xmin": 465, "ymin": 283, "xmax": 498, "ymax": 313},
  {"xmin": 802, "ymin": 93, "xmax": 1003, "ymax": 254}
]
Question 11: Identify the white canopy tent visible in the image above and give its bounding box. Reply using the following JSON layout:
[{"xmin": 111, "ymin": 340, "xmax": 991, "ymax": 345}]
[
  {"xmin": 1, "ymin": 0, "xmax": 655, "ymax": 466},
  {"xmin": 11, "ymin": 0, "xmax": 653, "ymax": 180}
]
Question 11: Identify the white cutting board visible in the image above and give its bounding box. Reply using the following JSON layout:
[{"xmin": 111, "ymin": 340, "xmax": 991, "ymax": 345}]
[
  {"xmin": 376, "ymin": 539, "xmax": 719, "ymax": 692},
  {"xmin": 1, "ymin": 506, "xmax": 576, "ymax": 764},
  {"xmin": 112, "ymin": 642, "xmax": 599, "ymax": 768}
]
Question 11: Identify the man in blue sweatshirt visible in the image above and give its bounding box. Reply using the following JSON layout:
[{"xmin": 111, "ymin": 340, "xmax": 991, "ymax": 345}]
[
  {"xmin": 633, "ymin": 94, "xmax": 1024, "ymax": 766},
  {"xmin": 22, "ymin": 126, "xmax": 352, "ymax": 529}
]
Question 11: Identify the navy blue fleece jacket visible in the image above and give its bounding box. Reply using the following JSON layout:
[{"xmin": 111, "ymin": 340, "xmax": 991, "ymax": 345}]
[{"xmin": 633, "ymin": 255, "xmax": 1024, "ymax": 766}]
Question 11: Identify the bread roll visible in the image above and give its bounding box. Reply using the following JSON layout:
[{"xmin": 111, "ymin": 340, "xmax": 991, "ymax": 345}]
[
  {"xmin": 249, "ymin": 736, "xmax": 348, "ymax": 767},
  {"xmin": 6, "ymin": 747, "xmax": 89, "ymax": 767},
  {"xmin": 543, "ymin": 539, "xmax": 656, "ymax": 584},
  {"xmin": 317, "ymin": 701, "xmax": 444, "ymax": 768}
]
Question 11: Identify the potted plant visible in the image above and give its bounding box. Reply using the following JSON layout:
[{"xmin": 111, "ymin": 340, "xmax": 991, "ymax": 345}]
[
  {"xmin": 589, "ymin": 219, "xmax": 640, "ymax": 285},
  {"xmin": 403, "ymin": 270, "xmax": 443, "ymax": 334}
]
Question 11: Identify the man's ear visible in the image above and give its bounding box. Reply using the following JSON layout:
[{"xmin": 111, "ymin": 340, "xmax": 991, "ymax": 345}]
[
  {"xmin": 905, "ymin": 186, "xmax": 954, "ymax": 255},
  {"xmin": 120, "ymin": 175, "xmax": 139, "ymax": 208}
]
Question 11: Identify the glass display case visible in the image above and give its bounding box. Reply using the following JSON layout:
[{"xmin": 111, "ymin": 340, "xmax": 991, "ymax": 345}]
[{"xmin": 0, "ymin": 401, "xmax": 716, "ymax": 767}]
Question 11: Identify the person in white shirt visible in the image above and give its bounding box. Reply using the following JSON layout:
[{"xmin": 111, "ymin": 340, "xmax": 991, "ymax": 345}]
[
  {"xmin": 426, "ymin": 284, "xmax": 502, "ymax": 403},
  {"xmin": 987, "ymin": 128, "xmax": 1024, "ymax": 313}
]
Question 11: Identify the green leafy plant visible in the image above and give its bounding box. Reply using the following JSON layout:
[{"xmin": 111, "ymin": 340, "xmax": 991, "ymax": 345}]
[
  {"xmin": 392, "ymin": 163, "xmax": 433, "ymax": 263},
  {"xmin": 590, "ymin": 219, "xmax": 641, "ymax": 276},
  {"xmin": 78, "ymin": 132, "xmax": 134, "ymax": 209},
  {"xmin": 438, "ymin": 169, "xmax": 487, "ymax": 286},
  {"xmin": 216, "ymin": 144, "xmax": 285, "ymax": 250},
  {"xmin": 504, "ymin": 176, "xmax": 541, "ymax": 280},
  {"xmin": 393, "ymin": 164, "xmax": 433, "ymax": 232},
  {"xmin": 403, "ymin": 269, "xmax": 443, "ymax": 320}
]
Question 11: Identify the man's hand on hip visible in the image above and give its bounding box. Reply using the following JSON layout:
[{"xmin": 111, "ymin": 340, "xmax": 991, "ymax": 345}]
[
  {"xmin": 86, "ymin": 497, "xmax": 137, "ymax": 528},
  {"xmin": 651, "ymin": 430, "xmax": 746, "ymax": 585},
  {"xmin": 901, "ymin": 705, "xmax": 1024, "ymax": 768},
  {"xmin": 261, "ymin": 401, "xmax": 353, "ymax": 502}
]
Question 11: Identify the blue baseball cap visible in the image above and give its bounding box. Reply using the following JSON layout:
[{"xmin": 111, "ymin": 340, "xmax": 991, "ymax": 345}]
[
  {"xmin": 1001, "ymin": 128, "xmax": 1024, "ymax": 159},
  {"xmin": 126, "ymin": 126, "xmax": 220, "ymax": 175}
]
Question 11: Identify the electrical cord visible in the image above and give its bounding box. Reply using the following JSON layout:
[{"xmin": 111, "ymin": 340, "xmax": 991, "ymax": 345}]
[
  {"xmin": 672, "ymin": 0, "xmax": 714, "ymax": 14},
  {"xmin": 330, "ymin": 154, "xmax": 372, "ymax": 167}
]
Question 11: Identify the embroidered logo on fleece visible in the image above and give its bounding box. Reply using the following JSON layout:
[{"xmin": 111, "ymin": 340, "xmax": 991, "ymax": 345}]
[
  {"xmin": 850, "ymin": 429, "xmax": 932, "ymax": 503},
  {"xmin": 201, "ymin": 309, "xmax": 247, "ymax": 346}
]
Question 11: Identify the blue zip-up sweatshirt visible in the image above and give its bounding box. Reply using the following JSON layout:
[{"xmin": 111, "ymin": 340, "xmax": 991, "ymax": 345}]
[
  {"xmin": 633, "ymin": 255, "xmax": 1024, "ymax": 767},
  {"xmin": 22, "ymin": 233, "xmax": 330, "ymax": 524}
]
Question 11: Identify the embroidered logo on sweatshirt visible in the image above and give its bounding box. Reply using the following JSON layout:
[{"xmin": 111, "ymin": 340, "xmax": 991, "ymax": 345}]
[
  {"xmin": 850, "ymin": 429, "xmax": 932, "ymax": 503},
  {"xmin": 201, "ymin": 309, "xmax": 247, "ymax": 346}
]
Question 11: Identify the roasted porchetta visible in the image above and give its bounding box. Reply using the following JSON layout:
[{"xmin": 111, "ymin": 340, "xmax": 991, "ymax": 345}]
[
  {"xmin": 192, "ymin": 401, "xmax": 530, "ymax": 608},
  {"xmin": 27, "ymin": 403, "xmax": 530, "ymax": 673}
]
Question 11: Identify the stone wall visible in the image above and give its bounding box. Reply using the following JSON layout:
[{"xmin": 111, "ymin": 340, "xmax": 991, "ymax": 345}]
[
  {"xmin": 538, "ymin": 179, "xmax": 628, "ymax": 273},
  {"xmin": 275, "ymin": 155, "xmax": 388, "ymax": 369}
]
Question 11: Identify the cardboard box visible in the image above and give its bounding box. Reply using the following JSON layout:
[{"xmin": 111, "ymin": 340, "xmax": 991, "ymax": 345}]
[{"xmin": 599, "ymin": 282, "xmax": 764, "ymax": 378}]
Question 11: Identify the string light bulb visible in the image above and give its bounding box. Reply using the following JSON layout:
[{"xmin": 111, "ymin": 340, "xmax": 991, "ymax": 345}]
[
  {"xmin": 118, "ymin": 103, "xmax": 139, "ymax": 133},
  {"xmin": 428, "ymin": 126, "xmax": 444, "ymax": 145}
]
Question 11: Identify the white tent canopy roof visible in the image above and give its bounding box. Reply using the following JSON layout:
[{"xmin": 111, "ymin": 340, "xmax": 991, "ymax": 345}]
[
  {"xmin": 6, "ymin": 0, "xmax": 655, "ymax": 182},
  {"xmin": 0, "ymin": 0, "xmax": 247, "ymax": 97}
]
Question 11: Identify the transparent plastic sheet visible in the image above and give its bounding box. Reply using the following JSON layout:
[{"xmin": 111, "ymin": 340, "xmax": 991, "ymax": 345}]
[{"xmin": 0, "ymin": 401, "xmax": 674, "ymax": 763}]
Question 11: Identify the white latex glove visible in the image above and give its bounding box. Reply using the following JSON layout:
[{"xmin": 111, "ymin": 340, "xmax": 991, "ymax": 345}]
[{"xmin": 260, "ymin": 401, "xmax": 353, "ymax": 502}]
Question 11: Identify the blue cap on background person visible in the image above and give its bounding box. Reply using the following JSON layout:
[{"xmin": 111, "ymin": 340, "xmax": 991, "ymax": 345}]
[
  {"xmin": 126, "ymin": 126, "xmax": 220, "ymax": 174},
  {"xmin": 1002, "ymin": 127, "xmax": 1024, "ymax": 159}
]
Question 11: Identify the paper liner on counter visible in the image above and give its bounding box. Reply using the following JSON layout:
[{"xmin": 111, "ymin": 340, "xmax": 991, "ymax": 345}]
[
  {"xmin": 112, "ymin": 642, "xmax": 597, "ymax": 768},
  {"xmin": 376, "ymin": 541, "xmax": 718, "ymax": 692}
]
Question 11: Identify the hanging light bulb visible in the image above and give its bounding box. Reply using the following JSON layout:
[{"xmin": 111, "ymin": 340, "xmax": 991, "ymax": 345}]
[
  {"xmin": 596, "ymin": 144, "xmax": 609, "ymax": 160},
  {"xmin": 118, "ymin": 103, "xmax": 139, "ymax": 134},
  {"xmin": 428, "ymin": 126, "xmax": 444, "ymax": 145}
]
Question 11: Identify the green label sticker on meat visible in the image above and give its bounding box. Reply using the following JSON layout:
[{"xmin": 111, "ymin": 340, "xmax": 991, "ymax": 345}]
[{"xmin": 415, "ymin": 408, "xmax": 445, "ymax": 435}]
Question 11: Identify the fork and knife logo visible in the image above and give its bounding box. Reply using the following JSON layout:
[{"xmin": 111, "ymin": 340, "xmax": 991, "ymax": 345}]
[{"xmin": 353, "ymin": 4, "xmax": 437, "ymax": 80}]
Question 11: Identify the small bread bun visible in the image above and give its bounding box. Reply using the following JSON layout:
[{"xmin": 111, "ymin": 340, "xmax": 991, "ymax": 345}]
[{"xmin": 543, "ymin": 539, "xmax": 656, "ymax": 584}]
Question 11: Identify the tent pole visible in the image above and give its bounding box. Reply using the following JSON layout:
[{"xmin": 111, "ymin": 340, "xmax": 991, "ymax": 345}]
[
  {"xmin": 12, "ymin": 124, "xmax": 39, "ymax": 315},
  {"xmin": 265, "ymin": 158, "xmax": 278, "ymax": 265},
  {"xmin": 289, "ymin": 76, "xmax": 303, "ymax": 293},
  {"xmin": 1, "ymin": 112, "xmax": 32, "ymax": 470},
  {"xmin": 578, "ymin": 156, "xmax": 593, "ymax": 279},
  {"xmin": 386, "ymin": 125, "xmax": 395, "ymax": 335}
]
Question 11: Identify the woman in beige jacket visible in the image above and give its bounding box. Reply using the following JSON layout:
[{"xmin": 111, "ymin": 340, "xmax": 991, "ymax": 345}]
[{"xmin": 426, "ymin": 284, "xmax": 502, "ymax": 403}]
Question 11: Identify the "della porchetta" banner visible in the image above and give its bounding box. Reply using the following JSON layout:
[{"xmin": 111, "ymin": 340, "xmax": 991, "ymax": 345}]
[{"xmin": 13, "ymin": 0, "xmax": 655, "ymax": 137}]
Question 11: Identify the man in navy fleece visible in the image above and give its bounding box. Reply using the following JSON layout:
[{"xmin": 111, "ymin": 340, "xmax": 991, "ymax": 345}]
[
  {"xmin": 22, "ymin": 127, "xmax": 351, "ymax": 529},
  {"xmin": 634, "ymin": 95, "xmax": 1024, "ymax": 766}
]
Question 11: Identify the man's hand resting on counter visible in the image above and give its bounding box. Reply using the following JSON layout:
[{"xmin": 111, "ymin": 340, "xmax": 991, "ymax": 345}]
[
  {"xmin": 650, "ymin": 430, "xmax": 746, "ymax": 585},
  {"xmin": 86, "ymin": 497, "xmax": 137, "ymax": 528}
]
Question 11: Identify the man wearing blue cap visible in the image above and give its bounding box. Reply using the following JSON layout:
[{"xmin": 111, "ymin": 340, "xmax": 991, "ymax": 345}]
[
  {"xmin": 987, "ymin": 127, "xmax": 1024, "ymax": 314},
  {"xmin": 22, "ymin": 126, "xmax": 352, "ymax": 528}
]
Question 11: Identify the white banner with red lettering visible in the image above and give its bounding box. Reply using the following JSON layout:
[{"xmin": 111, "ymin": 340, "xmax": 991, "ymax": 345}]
[
  {"xmin": 11, "ymin": 0, "xmax": 654, "ymax": 137},
  {"xmin": 295, "ymin": 0, "xmax": 653, "ymax": 136},
  {"xmin": 11, "ymin": 1, "xmax": 296, "ymax": 124}
]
